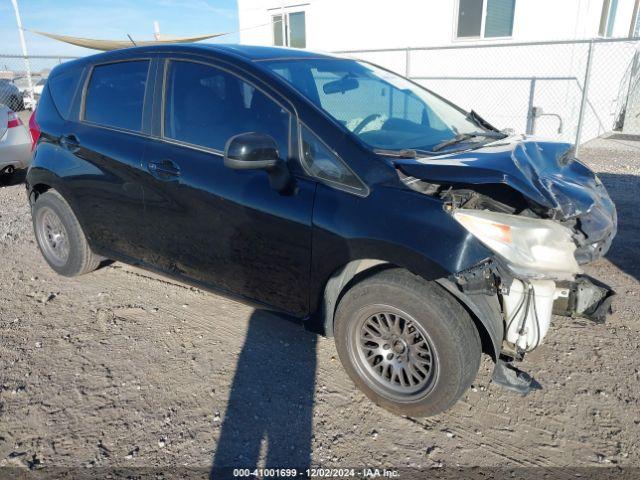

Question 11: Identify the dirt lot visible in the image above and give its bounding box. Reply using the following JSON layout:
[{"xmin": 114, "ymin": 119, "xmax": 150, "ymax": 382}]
[{"xmin": 0, "ymin": 137, "xmax": 639, "ymax": 477}]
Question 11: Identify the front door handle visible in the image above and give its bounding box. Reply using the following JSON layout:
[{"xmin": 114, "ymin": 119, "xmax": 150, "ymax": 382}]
[{"xmin": 147, "ymin": 159, "xmax": 181, "ymax": 180}]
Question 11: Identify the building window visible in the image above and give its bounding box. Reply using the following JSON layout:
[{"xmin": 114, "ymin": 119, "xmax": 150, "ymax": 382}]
[
  {"xmin": 599, "ymin": 0, "xmax": 619, "ymax": 37},
  {"xmin": 272, "ymin": 14, "xmax": 284, "ymax": 46},
  {"xmin": 456, "ymin": 0, "xmax": 516, "ymax": 39},
  {"xmin": 289, "ymin": 12, "xmax": 306, "ymax": 48},
  {"xmin": 271, "ymin": 11, "xmax": 306, "ymax": 48},
  {"xmin": 629, "ymin": 0, "xmax": 639, "ymax": 37}
]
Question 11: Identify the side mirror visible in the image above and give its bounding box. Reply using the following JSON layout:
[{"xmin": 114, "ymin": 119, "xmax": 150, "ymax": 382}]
[
  {"xmin": 224, "ymin": 132, "xmax": 280, "ymax": 171},
  {"xmin": 223, "ymin": 132, "xmax": 295, "ymax": 195}
]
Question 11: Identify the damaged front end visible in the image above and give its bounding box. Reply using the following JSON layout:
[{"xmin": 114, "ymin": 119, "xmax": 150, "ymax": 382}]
[{"xmin": 396, "ymin": 138, "xmax": 617, "ymax": 392}]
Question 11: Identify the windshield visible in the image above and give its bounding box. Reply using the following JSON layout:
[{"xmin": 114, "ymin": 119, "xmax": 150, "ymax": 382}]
[{"xmin": 262, "ymin": 58, "xmax": 487, "ymax": 152}]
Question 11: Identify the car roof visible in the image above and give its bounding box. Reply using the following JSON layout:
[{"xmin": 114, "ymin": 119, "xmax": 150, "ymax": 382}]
[
  {"xmin": 194, "ymin": 44, "xmax": 340, "ymax": 61},
  {"xmin": 77, "ymin": 43, "xmax": 341, "ymax": 65},
  {"xmin": 51, "ymin": 44, "xmax": 349, "ymax": 85}
]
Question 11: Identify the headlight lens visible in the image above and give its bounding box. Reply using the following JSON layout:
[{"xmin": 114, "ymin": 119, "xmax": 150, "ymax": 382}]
[{"xmin": 453, "ymin": 209, "xmax": 581, "ymax": 280}]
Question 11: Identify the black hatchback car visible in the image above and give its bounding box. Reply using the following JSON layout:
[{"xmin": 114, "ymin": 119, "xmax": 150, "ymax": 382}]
[{"xmin": 27, "ymin": 44, "xmax": 616, "ymax": 416}]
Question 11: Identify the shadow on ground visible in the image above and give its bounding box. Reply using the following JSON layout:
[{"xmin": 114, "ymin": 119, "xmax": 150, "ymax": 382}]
[
  {"xmin": 598, "ymin": 173, "xmax": 640, "ymax": 283},
  {"xmin": 210, "ymin": 310, "xmax": 318, "ymax": 476}
]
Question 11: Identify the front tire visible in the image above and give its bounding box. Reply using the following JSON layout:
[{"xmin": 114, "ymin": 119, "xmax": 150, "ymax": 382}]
[
  {"xmin": 32, "ymin": 190, "xmax": 101, "ymax": 277},
  {"xmin": 334, "ymin": 268, "xmax": 481, "ymax": 417}
]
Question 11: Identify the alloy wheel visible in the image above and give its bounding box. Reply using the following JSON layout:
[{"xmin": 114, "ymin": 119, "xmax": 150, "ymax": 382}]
[{"xmin": 349, "ymin": 306, "xmax": 438, "ymax": 401}]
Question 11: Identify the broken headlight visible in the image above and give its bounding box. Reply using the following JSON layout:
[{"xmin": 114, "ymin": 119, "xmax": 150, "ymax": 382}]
[{"xmin": 452, "ymin": 209, "xmax": 581, "ymax": 280}]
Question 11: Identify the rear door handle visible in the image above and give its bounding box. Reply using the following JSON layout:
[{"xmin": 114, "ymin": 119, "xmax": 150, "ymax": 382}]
[
  {"xmin": 59, "ymin": 134, "xmax": 80, "ymax": 151},
  {"xmin": 147, "ymin": 159, "xmax": 181, "ymax": 179}
]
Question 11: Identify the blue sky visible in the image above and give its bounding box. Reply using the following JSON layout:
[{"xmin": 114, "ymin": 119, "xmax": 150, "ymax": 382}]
[{"xmin": 0, "ymin": 0, "xmax": 240, "ymax": 56}]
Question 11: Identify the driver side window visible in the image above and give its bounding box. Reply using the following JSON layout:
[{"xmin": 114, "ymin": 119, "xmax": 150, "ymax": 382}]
[
  {"xmin": 300, "ymin": 125, "xmax": 367, "ymax": 195},
  {"xmin": 163, "ymin": 60, "xmax": 290, "ymax": 157}
]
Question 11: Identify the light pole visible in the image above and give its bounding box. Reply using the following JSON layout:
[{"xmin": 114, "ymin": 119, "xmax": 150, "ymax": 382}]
[{"xmin": 10, "ymin": 0, "xmax": 35, "ymax": 110}]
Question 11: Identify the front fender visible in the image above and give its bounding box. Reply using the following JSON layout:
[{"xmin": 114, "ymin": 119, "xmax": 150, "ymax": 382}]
[{"xmin": 309, "ymin": 183, "xmax": 493, "ymax": 315}]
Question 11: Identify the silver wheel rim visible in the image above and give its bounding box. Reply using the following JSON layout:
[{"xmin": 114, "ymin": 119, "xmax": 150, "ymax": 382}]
[
  {"xmin": 349, "ymin": 305, "xmax": 438, "ymax": 401},
  {"xmin": 36, "ymin": 206, "xmax": 70, "ymax": 267}
]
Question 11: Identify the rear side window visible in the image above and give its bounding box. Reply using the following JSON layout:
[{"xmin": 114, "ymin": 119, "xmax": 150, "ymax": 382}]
[
  {"xmin": 84, "ymin": 60, "xmax": 149, "ymax": 131},
  {"xmin": 48, "ymin": 69, "xmax": 81, "ymax": 119},
  {"xmin": 163, "ymin": 60, "xmax": 290, "ymax": 155}
]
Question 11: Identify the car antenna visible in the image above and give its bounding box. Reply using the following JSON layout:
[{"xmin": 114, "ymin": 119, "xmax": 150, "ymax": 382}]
[{"xmin": 127, "ymin": 34, "xmax": 137, "ymax": 46}]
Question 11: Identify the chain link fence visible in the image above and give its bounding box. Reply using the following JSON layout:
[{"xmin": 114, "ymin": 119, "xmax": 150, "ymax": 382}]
[
  {"xmin": 2, "ymin": 38, "xmax": 640, "ymax": 151},
  {"xmin": 0, "ymin": 54, "xmax": 78, "ymax": 112},
  {"xmin": 337, "ymin": 37, "xmax": 640, "ymax": 151}
]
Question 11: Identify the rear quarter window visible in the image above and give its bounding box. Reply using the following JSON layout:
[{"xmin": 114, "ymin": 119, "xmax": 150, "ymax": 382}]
[
  {"xmin": 84, "ymin": 60, "xmax": 149, "ymax": 132},
  {"xmin": 47, "ymin": 69, "xmax": 81, "ymax": 119}
]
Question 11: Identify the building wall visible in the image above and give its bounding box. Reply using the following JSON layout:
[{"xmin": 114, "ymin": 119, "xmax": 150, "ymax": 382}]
[
  {"xmin": 238, "ymin": 0, "xmax": 640, "ymax": 143},
  {"xmin": 238, "ymin": 0, "xmax": 640, "ymax": 50}
]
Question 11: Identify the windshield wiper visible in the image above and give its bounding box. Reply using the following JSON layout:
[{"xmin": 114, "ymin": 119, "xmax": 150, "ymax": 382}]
[
  {"xmin": 432, "ymin": 131, "xmax": 506, "ymax": 152},
  {"xmin": 466, "ymin": 110, "xmax": 499, "ymax": 131},
  {"xmin": 373, "ymin": 148, "xmax": 432, "ymax": 158}
]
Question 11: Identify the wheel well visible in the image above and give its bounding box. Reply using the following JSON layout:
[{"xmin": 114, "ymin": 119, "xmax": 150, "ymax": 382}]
[
  {"xmin": 317, "ymin": 261, "xmax": 499, "ymax": 361},
  {"xmin": 435, "ymin": 284, "xmax": 499, "ymax": 361},
  {"xmin": 467, "ymin": 309, "xmax": 496, "ymax": 360},
  {"xmin": 315, "ymin": 260, "xmax": 395, "ymax": 337},
  {"xmin": 28, "ymin": 183, "xmax": 51, "ymax": 206}
]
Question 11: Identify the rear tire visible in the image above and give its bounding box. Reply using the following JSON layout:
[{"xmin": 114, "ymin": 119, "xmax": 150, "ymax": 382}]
[
  {"xmin": 32, "ymin": 190, "xmax": 101, "ymax": 277},
  {"xmin": 334, "ymin": 268, "xmax": 481, "ymax": 417},
  {"xmin": 1, "ymin": 166, "xmax": 15, "ymax": 184}
]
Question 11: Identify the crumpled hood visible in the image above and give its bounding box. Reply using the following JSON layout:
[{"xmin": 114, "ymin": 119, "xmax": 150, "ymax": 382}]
[
  {"xmin": 396, "ymin": 137, "xmax": 606, "ymax": 221},
  {"xmin": 396, "ymin": 136, "xmax": 617, "ymax": 263}
]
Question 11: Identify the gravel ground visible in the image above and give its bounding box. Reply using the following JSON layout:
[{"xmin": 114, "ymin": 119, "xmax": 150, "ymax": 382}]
[{"xmin": 0, "ymin": 137, "xmax": 639, "ymax": 478}]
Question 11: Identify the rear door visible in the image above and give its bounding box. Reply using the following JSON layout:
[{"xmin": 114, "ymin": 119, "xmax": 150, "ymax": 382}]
[
  {"xmin": 63, "ymin": 58, "xmax": 155, "ymax": 260},
  {"xmin": 140, "ymin": 57, "xmax": 315, "ymax": 315}
]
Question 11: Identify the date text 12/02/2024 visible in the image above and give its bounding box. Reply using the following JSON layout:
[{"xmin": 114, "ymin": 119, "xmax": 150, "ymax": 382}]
[{"xmin": 231, "ymin": 468, "xmax": 400, "ymax": 478}]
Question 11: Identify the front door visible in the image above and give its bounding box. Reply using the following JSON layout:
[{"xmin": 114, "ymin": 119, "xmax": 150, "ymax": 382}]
[{"xmin": 141, "ymin": 59, "xmax": 315, "ymax": 316}]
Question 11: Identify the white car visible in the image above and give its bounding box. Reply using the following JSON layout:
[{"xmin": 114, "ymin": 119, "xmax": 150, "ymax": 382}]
[
  {"xmin": 32, "ymin": 78, "xmax": 47, "ymax": 97},
  {"xmin": 13, "ymin": 75, "xmax": 43, "ymax": 95},
  {"xmin": 13, "ymin": 77, "xmax": 47, "ymax": 111},
  {"xmin": 0, "ymin": 105, "xmax": 32, "ymax": 178}
]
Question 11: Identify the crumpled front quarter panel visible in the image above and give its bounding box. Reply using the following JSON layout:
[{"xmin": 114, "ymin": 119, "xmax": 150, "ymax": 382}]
[{"xmin": 309, "ymin": 183, "xmax": 492, "ymax": 312}]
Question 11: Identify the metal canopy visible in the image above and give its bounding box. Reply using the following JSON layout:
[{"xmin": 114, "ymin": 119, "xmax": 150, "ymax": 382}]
[{"xmin": 32, "ymin": 30, "xmax": 227, "ymax": 51}]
